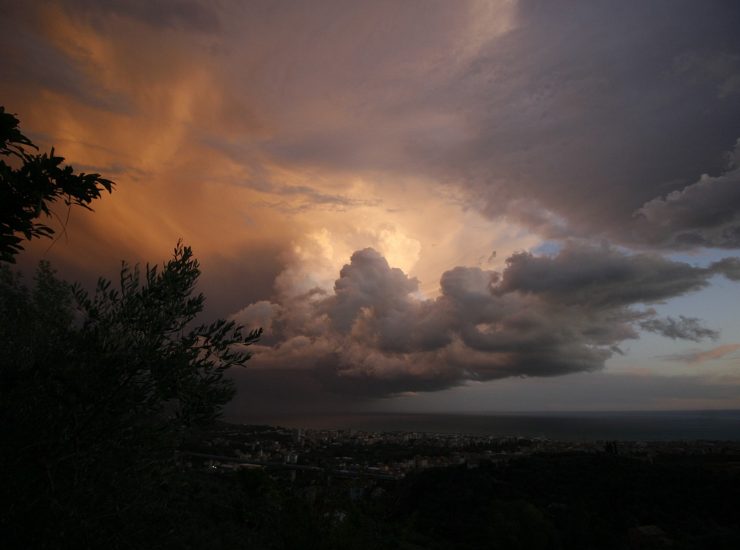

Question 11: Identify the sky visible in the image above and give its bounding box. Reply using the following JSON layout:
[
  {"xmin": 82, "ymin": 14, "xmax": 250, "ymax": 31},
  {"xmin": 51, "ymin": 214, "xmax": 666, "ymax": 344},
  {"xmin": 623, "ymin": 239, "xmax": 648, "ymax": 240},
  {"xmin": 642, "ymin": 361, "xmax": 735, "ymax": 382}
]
[{"xmin": 2, "ymin": 0, "xmax": 740, "ymax": 416}]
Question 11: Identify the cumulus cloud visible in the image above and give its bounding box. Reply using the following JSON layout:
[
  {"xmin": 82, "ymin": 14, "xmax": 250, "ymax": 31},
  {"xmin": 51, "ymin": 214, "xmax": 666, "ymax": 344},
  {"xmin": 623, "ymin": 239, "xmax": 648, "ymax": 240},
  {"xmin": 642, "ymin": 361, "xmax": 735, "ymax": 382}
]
[
  {"xmin": 634, "ymin": 143, "xmax": 740, "ymax": 248},
  {"xmin": 497, "ymin": 245, "xmax": 716, "ymax": 306},
  {"xmin": 233, "ymin": 243, "xmax": 736, "ymax": 397}
]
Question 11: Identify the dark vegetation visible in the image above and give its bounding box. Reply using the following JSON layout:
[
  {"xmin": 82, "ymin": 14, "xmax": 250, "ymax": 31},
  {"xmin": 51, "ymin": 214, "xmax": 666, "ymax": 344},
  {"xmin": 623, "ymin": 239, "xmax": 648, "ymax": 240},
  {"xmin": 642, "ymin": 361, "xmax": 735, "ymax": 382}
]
[
  {"xmin": 0, "ymin": 246, "xmax": 262, "ymax": 548},
  {"xmin": 0, "ymin": 106, "xmax": 113, "ymax": 262},
  {"xmin": 384, "ymin": 454, "xmax": 740, "ymax": 549},
  {"xmin": 2, "ymin": 106, "xmax": 739, "ymax": 548},
  {"xmin": 0, "ymin": 108, "xmax": 261, "ymax": 548},
  {"xmin": 42, "ymin": 447, "xmax": 731, "ymax": 550}
]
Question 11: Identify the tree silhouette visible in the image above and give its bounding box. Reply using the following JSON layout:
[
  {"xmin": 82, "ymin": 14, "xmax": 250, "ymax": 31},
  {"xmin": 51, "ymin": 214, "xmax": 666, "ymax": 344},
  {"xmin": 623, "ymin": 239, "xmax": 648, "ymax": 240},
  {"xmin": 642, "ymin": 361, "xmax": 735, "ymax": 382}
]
[
  {"xmin": 0, "ymin": 106, "xmax": 113, "ymax": 262},
  {"xmin": 0, "ymin": 106, "xmax": 263, "ymax": 547},
  {"xmin": 0, "ymin": 244, "xmax": 262, "ymax": 547}
]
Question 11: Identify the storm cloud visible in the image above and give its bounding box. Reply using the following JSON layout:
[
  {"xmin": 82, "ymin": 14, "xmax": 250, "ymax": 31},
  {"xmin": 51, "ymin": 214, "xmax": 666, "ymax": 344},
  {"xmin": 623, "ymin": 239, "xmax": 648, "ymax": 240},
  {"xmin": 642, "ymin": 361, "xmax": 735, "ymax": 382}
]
[
  {"xmin": 635, "ymin": 146, "xmax": 740, "ymax": 248},
  {"xmin": 233, "ymin": 243, "xmax": 735, "ymax": 397},
  {"xmin": 444, "ymin": 1, "xmax": 740, "ymax": 248}
]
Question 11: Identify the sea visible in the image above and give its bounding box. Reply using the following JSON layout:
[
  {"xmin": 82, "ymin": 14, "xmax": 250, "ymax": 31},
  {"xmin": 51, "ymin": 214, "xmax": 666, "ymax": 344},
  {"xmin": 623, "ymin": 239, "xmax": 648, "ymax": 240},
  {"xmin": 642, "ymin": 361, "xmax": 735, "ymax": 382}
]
[{"xmin": 238, "ymin": 410, "xmax": 740, "ymax": 441}]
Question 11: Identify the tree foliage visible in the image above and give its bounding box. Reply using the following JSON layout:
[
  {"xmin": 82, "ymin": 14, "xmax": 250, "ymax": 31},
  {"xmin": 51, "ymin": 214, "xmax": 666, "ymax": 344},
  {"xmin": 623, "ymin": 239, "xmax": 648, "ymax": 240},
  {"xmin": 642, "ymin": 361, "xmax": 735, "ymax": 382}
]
[
  {"xmin": 0, "ymin": 106, "xmax": 113, "ymax": 263},
  {"xmin": 0, "ymin": 106, "xmax": 265, "ymax": 547},
  {"xmin": 0, "ymin": 244, "xmax": 261, "ymax": 547}
]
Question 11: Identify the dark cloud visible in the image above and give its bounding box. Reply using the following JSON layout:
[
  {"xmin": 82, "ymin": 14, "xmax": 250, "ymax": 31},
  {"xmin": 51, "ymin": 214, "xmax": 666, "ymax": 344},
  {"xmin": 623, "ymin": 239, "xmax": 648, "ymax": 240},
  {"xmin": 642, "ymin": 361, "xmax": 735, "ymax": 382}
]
[
  {"xmin": 710, "ymin": 257, "xmax": 740, "ymax": 280},
  {"xmin": 434, "ymin": 1, "xmax": 740, "ymax": 248},
  {"xmin": 640, "ymin": 316, "xmax": 719, "ymax": 342},
  {"xmin": 206, "ymin": 0, "xmax": 740, "ymax": 251},
  {"xmin": 634, "ymin": 148, "xmax": 740, "ymax": 248},
  {"xmin": 233, "ymin": 244, "xmax": 736, "ymax": 398},
  {"xmin": 226, "ymin": 370, "xmax": 740, "ymax": 417},
  {"xmin": 198, "ymin": 243, "xmax": 288, "ymax": 321},
  {"xmin": 67, "ymin": 0, "xmax": 221, "ymax": 32},
  {"xmin": 224, "ymin": 367, "xmax": 376, "ymax": 417},
  {"xmin": 387, "ymin": 371, "xmax": 740, "ymax": 414},
  {"xmin": 0, "ymin": 3, "xmax": 132, "ymax": 113},
  {"xmin": 8, "ymin": 0, "xmax": 739, "ymax": 252},
  {"xmin": 497, "ymin": 244, "xmax": 716, "ymax": 306}
]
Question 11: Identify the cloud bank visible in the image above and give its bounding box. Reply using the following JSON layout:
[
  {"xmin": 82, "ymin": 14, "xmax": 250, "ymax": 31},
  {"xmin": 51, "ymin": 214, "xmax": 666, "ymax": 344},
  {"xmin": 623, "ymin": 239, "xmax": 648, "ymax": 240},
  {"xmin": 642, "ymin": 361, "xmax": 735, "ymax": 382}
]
[
  {"xmin": 232, "ymin": 243, "xmax": 737, "ymax": 397},
  {"xmin": 445, "ymin": 1, "xmax": 740, "ymax": 247}
]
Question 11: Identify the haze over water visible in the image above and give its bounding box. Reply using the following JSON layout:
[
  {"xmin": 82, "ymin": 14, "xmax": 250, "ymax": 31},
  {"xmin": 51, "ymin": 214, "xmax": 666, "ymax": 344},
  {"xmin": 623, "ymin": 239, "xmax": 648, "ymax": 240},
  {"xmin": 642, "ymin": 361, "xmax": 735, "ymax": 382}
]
[{"xmin": 236, "ymin": 411, "xmax": 740, "ymax": 442}]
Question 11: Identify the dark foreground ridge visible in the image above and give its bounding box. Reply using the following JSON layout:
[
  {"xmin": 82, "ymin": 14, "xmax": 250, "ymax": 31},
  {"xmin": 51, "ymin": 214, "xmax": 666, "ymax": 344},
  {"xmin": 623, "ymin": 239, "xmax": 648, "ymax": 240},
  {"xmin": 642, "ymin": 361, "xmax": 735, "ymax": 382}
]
[
  {"xmin": 5, "ymin": 418, "xmax": 740, "ymax": 548},
  {"xmin": 171, "ymin": 422, "xmax": 740, "ymax": 550}
]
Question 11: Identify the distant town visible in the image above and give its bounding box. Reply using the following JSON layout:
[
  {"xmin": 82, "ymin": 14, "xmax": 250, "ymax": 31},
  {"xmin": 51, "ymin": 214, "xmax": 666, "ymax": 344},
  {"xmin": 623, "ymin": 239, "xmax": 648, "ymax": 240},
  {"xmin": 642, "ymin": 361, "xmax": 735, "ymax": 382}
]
[
  {"xmin": 182, "ymin": 422, "xmax": 740, "ymax": 482},
  {"xmin": 172, "ymin": 423, "xmax": 740, "ymax": 548}
]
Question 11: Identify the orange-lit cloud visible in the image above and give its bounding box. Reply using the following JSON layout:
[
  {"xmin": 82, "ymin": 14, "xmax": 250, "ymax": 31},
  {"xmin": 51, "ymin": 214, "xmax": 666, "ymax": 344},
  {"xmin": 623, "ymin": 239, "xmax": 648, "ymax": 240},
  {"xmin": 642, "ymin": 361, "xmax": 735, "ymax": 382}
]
[{"xmin": 1, "ymin": 0, "xmax": 527, "ymax": 309}]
